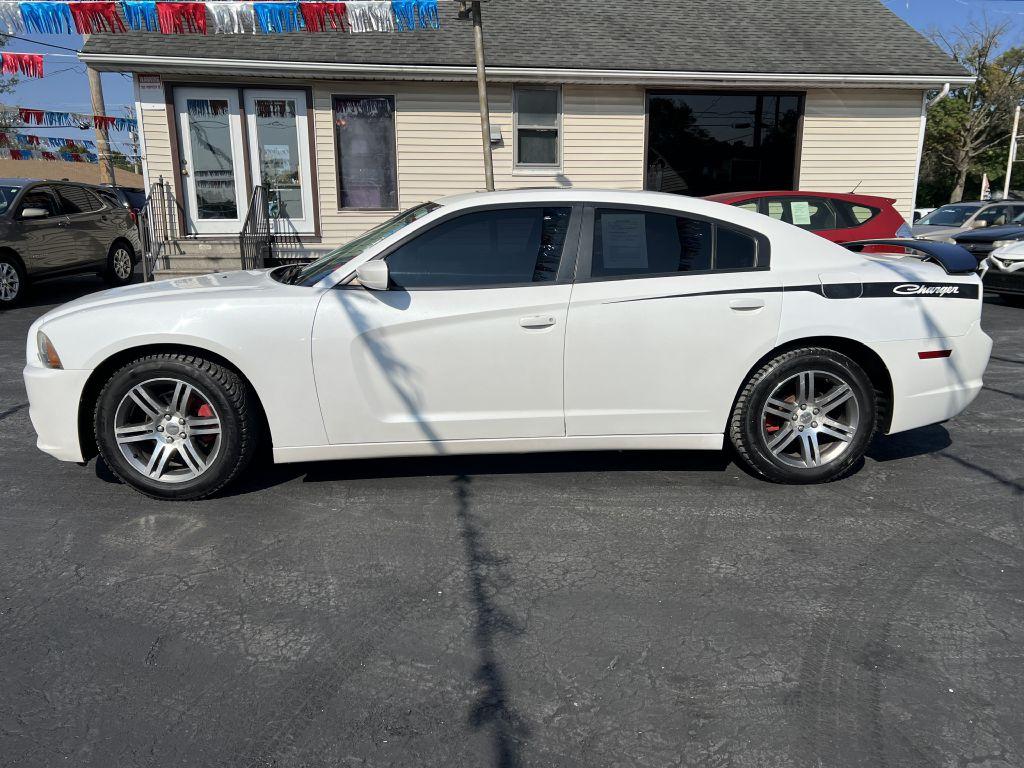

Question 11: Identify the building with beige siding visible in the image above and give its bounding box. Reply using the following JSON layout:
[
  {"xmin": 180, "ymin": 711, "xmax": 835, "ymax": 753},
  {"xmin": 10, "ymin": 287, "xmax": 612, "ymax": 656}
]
[{"xmin": 80, "ymin": 0, "xmax": 970, "ymax": 275}]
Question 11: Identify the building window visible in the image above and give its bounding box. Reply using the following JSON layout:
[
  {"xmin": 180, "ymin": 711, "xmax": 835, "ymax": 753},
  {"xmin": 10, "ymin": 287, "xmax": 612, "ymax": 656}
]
[
  {"xmin": 334, "ymin": 95, "xmax": 398, "ymax": 210},
  {"xmin": 645, "ymin": 91, "xmax": 803, "ymax": 196},
  {"xmin": 514, "ymin": 86, "xmax": 560, "ymax": 169}
]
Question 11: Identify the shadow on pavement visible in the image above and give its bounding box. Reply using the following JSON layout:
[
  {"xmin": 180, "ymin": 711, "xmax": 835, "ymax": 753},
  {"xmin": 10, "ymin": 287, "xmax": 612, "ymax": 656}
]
[
  {"xmin": 452, "ymin": 473, "xmax": 528, "ymax": 768},
  {"xmin": 867, "ymin": 423, "xmax": 952, "ymax": 462}
]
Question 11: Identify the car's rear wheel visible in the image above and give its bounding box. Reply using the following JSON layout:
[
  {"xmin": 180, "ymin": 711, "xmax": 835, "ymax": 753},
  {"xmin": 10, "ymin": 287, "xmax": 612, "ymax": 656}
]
[
  {"xmin": 0, "ymin": 254, "xmax": 26, "ymax": 308},
  {"xmin": 729, "ymin": 347, "xmax": 877, "ymax": 483},
  {"xmin": 94, "ymin": 353, "xmax": 259, "ymax": 500},
  {"xmin": 104, "ymin": 242, "xmax": 134, "ymax": 287}
]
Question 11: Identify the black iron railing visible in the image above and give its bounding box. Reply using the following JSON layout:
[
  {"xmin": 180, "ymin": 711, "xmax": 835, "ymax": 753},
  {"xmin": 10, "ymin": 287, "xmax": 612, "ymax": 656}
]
[
  {"xmin": 137, "ymin": 177, "xmax": 184, "ymax": 281},
  {"xmin": 240, "ymin": 185, "xmax": 273, "ymax": 270}
]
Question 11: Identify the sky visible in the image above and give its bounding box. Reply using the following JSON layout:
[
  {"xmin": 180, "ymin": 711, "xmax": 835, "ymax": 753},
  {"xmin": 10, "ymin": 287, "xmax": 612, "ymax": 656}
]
[{"xmin": 4, "ymin": 0, "xmax": 1024, "ymax": 159}]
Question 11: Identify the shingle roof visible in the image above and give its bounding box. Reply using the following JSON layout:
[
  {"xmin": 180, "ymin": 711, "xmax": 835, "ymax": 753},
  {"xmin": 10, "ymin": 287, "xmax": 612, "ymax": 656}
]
[{"xmin": 82, "ymin": 0, "xmax": 967, "ymax": 78}]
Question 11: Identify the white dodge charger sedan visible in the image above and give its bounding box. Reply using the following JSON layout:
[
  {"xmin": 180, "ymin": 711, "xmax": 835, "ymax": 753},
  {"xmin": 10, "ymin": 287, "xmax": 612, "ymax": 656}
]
[{"xmin": 24, "ymin": 189, "xmax": 992, "ymax": 500}]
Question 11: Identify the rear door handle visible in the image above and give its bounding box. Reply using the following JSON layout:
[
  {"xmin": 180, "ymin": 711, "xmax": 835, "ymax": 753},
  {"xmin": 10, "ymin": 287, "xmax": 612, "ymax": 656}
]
[
  {"xmin": 519, "ymin": 315, "xmax": 556, "ymax": 329},
  {"xmin": 729, "ymin": 298, "xmax": 765, "ymax": 312}
]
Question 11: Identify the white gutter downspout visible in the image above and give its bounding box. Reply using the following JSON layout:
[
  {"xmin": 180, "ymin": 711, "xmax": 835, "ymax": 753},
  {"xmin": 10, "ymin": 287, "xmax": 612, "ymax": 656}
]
[{"xmin": 911, "ymin": 82, "xmax": 952, "ymax": 217}]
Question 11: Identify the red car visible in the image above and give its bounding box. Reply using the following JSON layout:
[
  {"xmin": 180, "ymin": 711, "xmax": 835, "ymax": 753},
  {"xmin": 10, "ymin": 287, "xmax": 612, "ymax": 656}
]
[{"xmin": 704, "ymin": 190, "xmax": 912, "ymax": 243}]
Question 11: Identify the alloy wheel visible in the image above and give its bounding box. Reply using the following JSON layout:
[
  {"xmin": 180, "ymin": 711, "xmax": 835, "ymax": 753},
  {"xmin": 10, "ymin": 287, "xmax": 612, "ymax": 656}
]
[
  {"xmin": 113, "ymin": 248, "xmax": 132, "ymax": 280},
  {"xmin": 113, "ymin": 377, "xmax": 222, "ymax": 483},
  {"xmin": 0, "ymin": 262, "xmax": 19, "ymax": 302},
  {"xmin": 760, "ymin": 369, "xmax": 860, "ymax": 469}
]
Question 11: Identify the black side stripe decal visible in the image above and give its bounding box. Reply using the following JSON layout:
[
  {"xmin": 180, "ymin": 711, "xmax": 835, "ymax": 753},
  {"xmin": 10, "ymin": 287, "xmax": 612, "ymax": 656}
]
[{"xmin": 605, "ymin": 282, "xmax": 980, "ymax": 305}]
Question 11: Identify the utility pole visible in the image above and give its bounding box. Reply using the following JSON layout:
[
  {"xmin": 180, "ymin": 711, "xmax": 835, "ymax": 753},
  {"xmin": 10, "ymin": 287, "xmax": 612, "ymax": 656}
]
[
  {"xmin": 1005, "ymin": 104, "xmax": 1021, "ymax": 200},
  {"xmin": 87, "ymin": 66, "xmax": 116, "ymax": 186},
  {"xmin": 461, "ymin": 0, "xmax": 494, "ymax": 191}
]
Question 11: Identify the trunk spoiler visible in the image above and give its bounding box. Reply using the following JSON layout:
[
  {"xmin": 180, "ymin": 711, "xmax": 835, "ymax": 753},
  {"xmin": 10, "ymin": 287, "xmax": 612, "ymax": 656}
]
[{"xmin": 842, "ymin": 239, "xmax": 978, "ymax": 275}]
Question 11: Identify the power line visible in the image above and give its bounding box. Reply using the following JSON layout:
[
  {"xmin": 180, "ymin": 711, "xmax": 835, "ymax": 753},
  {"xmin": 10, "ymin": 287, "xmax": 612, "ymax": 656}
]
[{"xmin": 0, "ymin": 34, "xmax": 81, "ymax": 54}]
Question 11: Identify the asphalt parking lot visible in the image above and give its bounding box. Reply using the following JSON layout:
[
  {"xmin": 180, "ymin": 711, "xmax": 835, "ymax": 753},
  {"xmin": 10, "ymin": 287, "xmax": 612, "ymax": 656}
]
[{"xmin": 1, "ymin": 276, "xmax": 1022, "ymax": 768}]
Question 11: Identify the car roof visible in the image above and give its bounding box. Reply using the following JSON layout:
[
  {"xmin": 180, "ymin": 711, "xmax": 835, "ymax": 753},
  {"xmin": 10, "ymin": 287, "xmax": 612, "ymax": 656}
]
[
  {"xmin": 0, "ymin": 178, "xmax": 37, "ymax": 185},
  {"xmin": 933, "ymin": 201, "xmax": 988, "ymax": 209}
]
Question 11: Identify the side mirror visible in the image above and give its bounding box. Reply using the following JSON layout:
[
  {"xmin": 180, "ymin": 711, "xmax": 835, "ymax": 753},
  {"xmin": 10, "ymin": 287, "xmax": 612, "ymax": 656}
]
[
  {"xmin": 355, "ymin": 260, "xmax": 389, "ymax": 291},
  {"xmin": 20, "ymin": 207, "xmax": 49, "ymax": 219}
]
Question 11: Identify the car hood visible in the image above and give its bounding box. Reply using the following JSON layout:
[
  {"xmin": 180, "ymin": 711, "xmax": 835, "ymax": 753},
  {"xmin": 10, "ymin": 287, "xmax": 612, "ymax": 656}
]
[
  {"xmin": 38, "ymin": 269, "xmax": 282, "ymax": 324},
  {"xmin": 954, "ymin": 224, "xmax": 1024, "ymax": 243},
  {"xmin": 911, "ymin": 225, "xmax": 964, "ymax": 239}
]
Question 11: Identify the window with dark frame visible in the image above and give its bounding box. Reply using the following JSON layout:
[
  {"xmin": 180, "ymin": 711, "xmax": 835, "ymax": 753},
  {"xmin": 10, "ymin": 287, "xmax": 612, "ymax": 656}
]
[
  {"xmin": 645, "ymin": 91, "xmax": 803, "ymax": 196},
  {"xmin": 515, "ymin": 86, "xmax": 561, "ymax": 168},
  {"xmin": 385, "ymin": 207, "xmax": 573, "ymax": 289},
  {"xmin": 334, "ymin": 95, "xmax": 398, "ymax": 210},
  {"xmin": 590, "ymin": 208, "xmax": 759, "ymax": 279}
]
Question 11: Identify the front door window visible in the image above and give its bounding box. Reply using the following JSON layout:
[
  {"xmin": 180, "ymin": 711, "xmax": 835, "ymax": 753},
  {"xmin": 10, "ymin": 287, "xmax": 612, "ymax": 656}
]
[
  {"xmin": 187, "ymin": 98, "xmax": 239, "ymax": 220},
  {"xmin": 174, "ymin": 88, "xmax": 247, "ymax": 235},
  {"xmin": 245, "ymin": 90, "xmax": 315, "ymax": 234}
]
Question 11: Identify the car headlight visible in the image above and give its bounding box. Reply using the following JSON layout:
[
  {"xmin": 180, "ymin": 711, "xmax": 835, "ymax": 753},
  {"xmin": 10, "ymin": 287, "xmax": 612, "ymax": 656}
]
[
  {"xmin": 37, "ymin": 331, "xmax": 62, "ymax": 369},
  {"xmin": 992, "ymin": 240, "xmax": 1018, "ymax": 249}
]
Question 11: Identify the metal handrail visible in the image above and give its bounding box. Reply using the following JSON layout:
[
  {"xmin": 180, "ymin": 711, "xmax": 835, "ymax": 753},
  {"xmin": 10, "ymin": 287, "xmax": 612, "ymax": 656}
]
[{"xmin": 239, "ymin": 185, "xmax": 273, "ymax": 270}]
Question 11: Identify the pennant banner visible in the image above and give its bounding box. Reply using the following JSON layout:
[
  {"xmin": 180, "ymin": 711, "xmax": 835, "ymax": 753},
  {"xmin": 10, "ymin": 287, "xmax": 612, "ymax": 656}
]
[
  {"xmin": 0, "ymin": 0, "xmax": 440, "ymax": 35},
  {"xmin": 0, "ymin": 147, "xmax": 99, "ymax": 163},
  {"xmin": 0, "ymin": 130, "xmax": 97, "ymax": 151},
  {"xmin": 1, "ymin": 52, "xmax": 43, "ymax": 78},
  {"xmin": 3, "ymin": 107, "xmax": 137, "ymax": 132}
]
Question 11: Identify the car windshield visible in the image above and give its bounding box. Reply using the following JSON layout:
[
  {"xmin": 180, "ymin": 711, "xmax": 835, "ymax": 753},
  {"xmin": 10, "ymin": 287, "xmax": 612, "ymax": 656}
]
[
  {"xmin": 917, "ymin": 204, "xmax": 980, "ymax": 227},
  {"xmin": 290, "ymin": 202, "xmax": 441, "ymax": 286},
  {"xmin": 0, "ymin": 184, "xmax": 23, "ymax": 214}
]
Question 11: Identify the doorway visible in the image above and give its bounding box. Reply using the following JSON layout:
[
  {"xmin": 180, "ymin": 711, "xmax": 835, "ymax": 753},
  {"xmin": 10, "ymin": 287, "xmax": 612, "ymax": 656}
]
[{"xmin": 174, "ymin": 86, "xmax": 315, "ymax": 236}]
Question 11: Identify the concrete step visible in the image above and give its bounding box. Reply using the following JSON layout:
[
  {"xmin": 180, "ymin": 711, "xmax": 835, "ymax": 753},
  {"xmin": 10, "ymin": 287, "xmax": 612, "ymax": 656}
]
[
  {"xmin": 160, "ymin": 239, "xmax": 241, "ymax": 258},
  {"xmin": 152, "ymin": 267, "xmax": 237, "ymax": 280},
  {"xmin": 154, "ymin": 254, "xmax": 244, "ymax": 271}
]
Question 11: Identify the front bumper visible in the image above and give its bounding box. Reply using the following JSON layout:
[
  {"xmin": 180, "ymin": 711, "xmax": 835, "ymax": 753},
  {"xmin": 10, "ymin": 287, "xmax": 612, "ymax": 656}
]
[
  {"xmin": 983, "ymin": 256, "xmax": 1024, "ymax": 295},
  {"xmin": 878, "ymin": 320, "xmax": 993, "ymax": 435},
  {"xmin": 23, "ymin": 364, "xmax": 92, "ymax": 462}
]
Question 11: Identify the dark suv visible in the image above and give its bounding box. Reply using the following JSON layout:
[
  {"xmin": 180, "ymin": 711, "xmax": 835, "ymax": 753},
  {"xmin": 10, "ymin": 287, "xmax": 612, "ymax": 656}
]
[{"xmin": 0, "ymin": 178, "xmax": 143, "ymax": 308}]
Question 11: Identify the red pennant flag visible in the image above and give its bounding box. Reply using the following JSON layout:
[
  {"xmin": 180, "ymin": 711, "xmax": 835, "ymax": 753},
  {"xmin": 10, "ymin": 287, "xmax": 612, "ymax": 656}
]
[
  {"xmin": 10, "ymin": 149, "xmax": 22, "ymax": 160},
  {"xmin": 93, "ymin": 115, "xmax": 117, "ymax": 131},
  {"xmin": 299, "ymin": 2, "xmax": 347, "ymax": 31},
  {"xmin": 2, "ymin": 53, "xmax": 43, "ymax": 78},
  {"xmin": 68, "ymin": 2, "xmax": 126, "ymax": 34},
  {"xmin": 18, "ymin": 108, "xmax": 44, "ymax": 125},
  {"xmin": 156, "ymin": 3, "xmax": 207, "ymax": 34},
  {"xmin": 42, "ymin": 151, "xmax": 56, "ymax": 161},
  {"xmin": 70, "ymin": 153, "xmax": 82, "ymax": 162},
  {"xmin": 23, "ymin": 134, "xmax": 40, "ymax": 146},
  {"xmin": 65, "ymin": 138, "xmax": 76, "ymax": 147}
]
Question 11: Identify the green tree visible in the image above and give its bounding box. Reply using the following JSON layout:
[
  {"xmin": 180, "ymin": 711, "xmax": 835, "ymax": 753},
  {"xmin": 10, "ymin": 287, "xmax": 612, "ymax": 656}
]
[{"xmin": 922, "ymin": 21, "xmax": 1024, "ymax": 204}]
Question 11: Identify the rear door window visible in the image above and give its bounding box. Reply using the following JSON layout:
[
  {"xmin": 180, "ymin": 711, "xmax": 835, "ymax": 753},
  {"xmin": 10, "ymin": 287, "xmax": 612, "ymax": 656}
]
[
  {"xmin": 588, "ymin": 208, "xmax": 762, "ymax": 279},
  {"xmin": 765, "ymin": 197, "xmax": 839, "ymax": 230},
  {"xmin": 56, "ymin": 185, "xmax": 103, "ymax": 215}
]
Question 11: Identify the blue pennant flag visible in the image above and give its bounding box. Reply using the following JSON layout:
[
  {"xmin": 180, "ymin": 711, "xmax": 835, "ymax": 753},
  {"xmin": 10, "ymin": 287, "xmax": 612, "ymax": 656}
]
[
  {"xmin": 415, "ymin": 0, "xmax": 438, "ymax": 29},
  {"xmin": 121, "ymin": 1, "xmax": 159, "ymax": 31},
  {"xmin": 392, "ymin": 0, "xmax": 415, "ymax": 31},
  {"xmin": 253, "ymin": 2, "xmax": 303, "ymax": 33},
  {"xmin": 20, "ymin": 2, "xmax": 75, "ymax": 34}
]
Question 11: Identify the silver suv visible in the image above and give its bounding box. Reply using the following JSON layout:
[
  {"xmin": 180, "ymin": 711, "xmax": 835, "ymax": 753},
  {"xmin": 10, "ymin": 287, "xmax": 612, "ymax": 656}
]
[{"xmin": 0, "ymin": 178, "xmax": 143, "ymax": 308}]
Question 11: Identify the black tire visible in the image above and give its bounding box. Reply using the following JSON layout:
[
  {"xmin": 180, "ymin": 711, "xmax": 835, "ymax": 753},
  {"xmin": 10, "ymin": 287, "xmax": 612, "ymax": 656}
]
[
  {"xmin": 729, "ymin": 347, "xmax": 877, "ymax": 484},
  {"xmin": 94, "ymin": 353, "xmax": 260, "ymax": 500},
  {"xmin": 0, "ymin": 252, "xmax": 26, "ymax": 309},
  {"xmin": 104, "ymin": 241, "xmax": 135, "ymax": 287}
]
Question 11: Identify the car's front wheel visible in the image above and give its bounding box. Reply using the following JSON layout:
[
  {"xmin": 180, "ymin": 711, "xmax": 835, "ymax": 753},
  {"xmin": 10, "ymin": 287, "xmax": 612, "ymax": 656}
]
[
  {"xmin": 94, "ymin": 353, "xmax": 260, "ymax": 500},
  {"xmin": 729, "ymin": 347, "xmax": 877, "ymax": 483}
]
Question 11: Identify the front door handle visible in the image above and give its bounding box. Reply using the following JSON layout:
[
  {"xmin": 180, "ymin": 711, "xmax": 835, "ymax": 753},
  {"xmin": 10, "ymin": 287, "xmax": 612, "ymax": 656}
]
[
  {"xmin": 729, "ymin": 298, "xmax": 765, "ymax": 312},
  {"xmin": 519, "ymin": 315, "xmax": 556, "ymax": 329}
]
